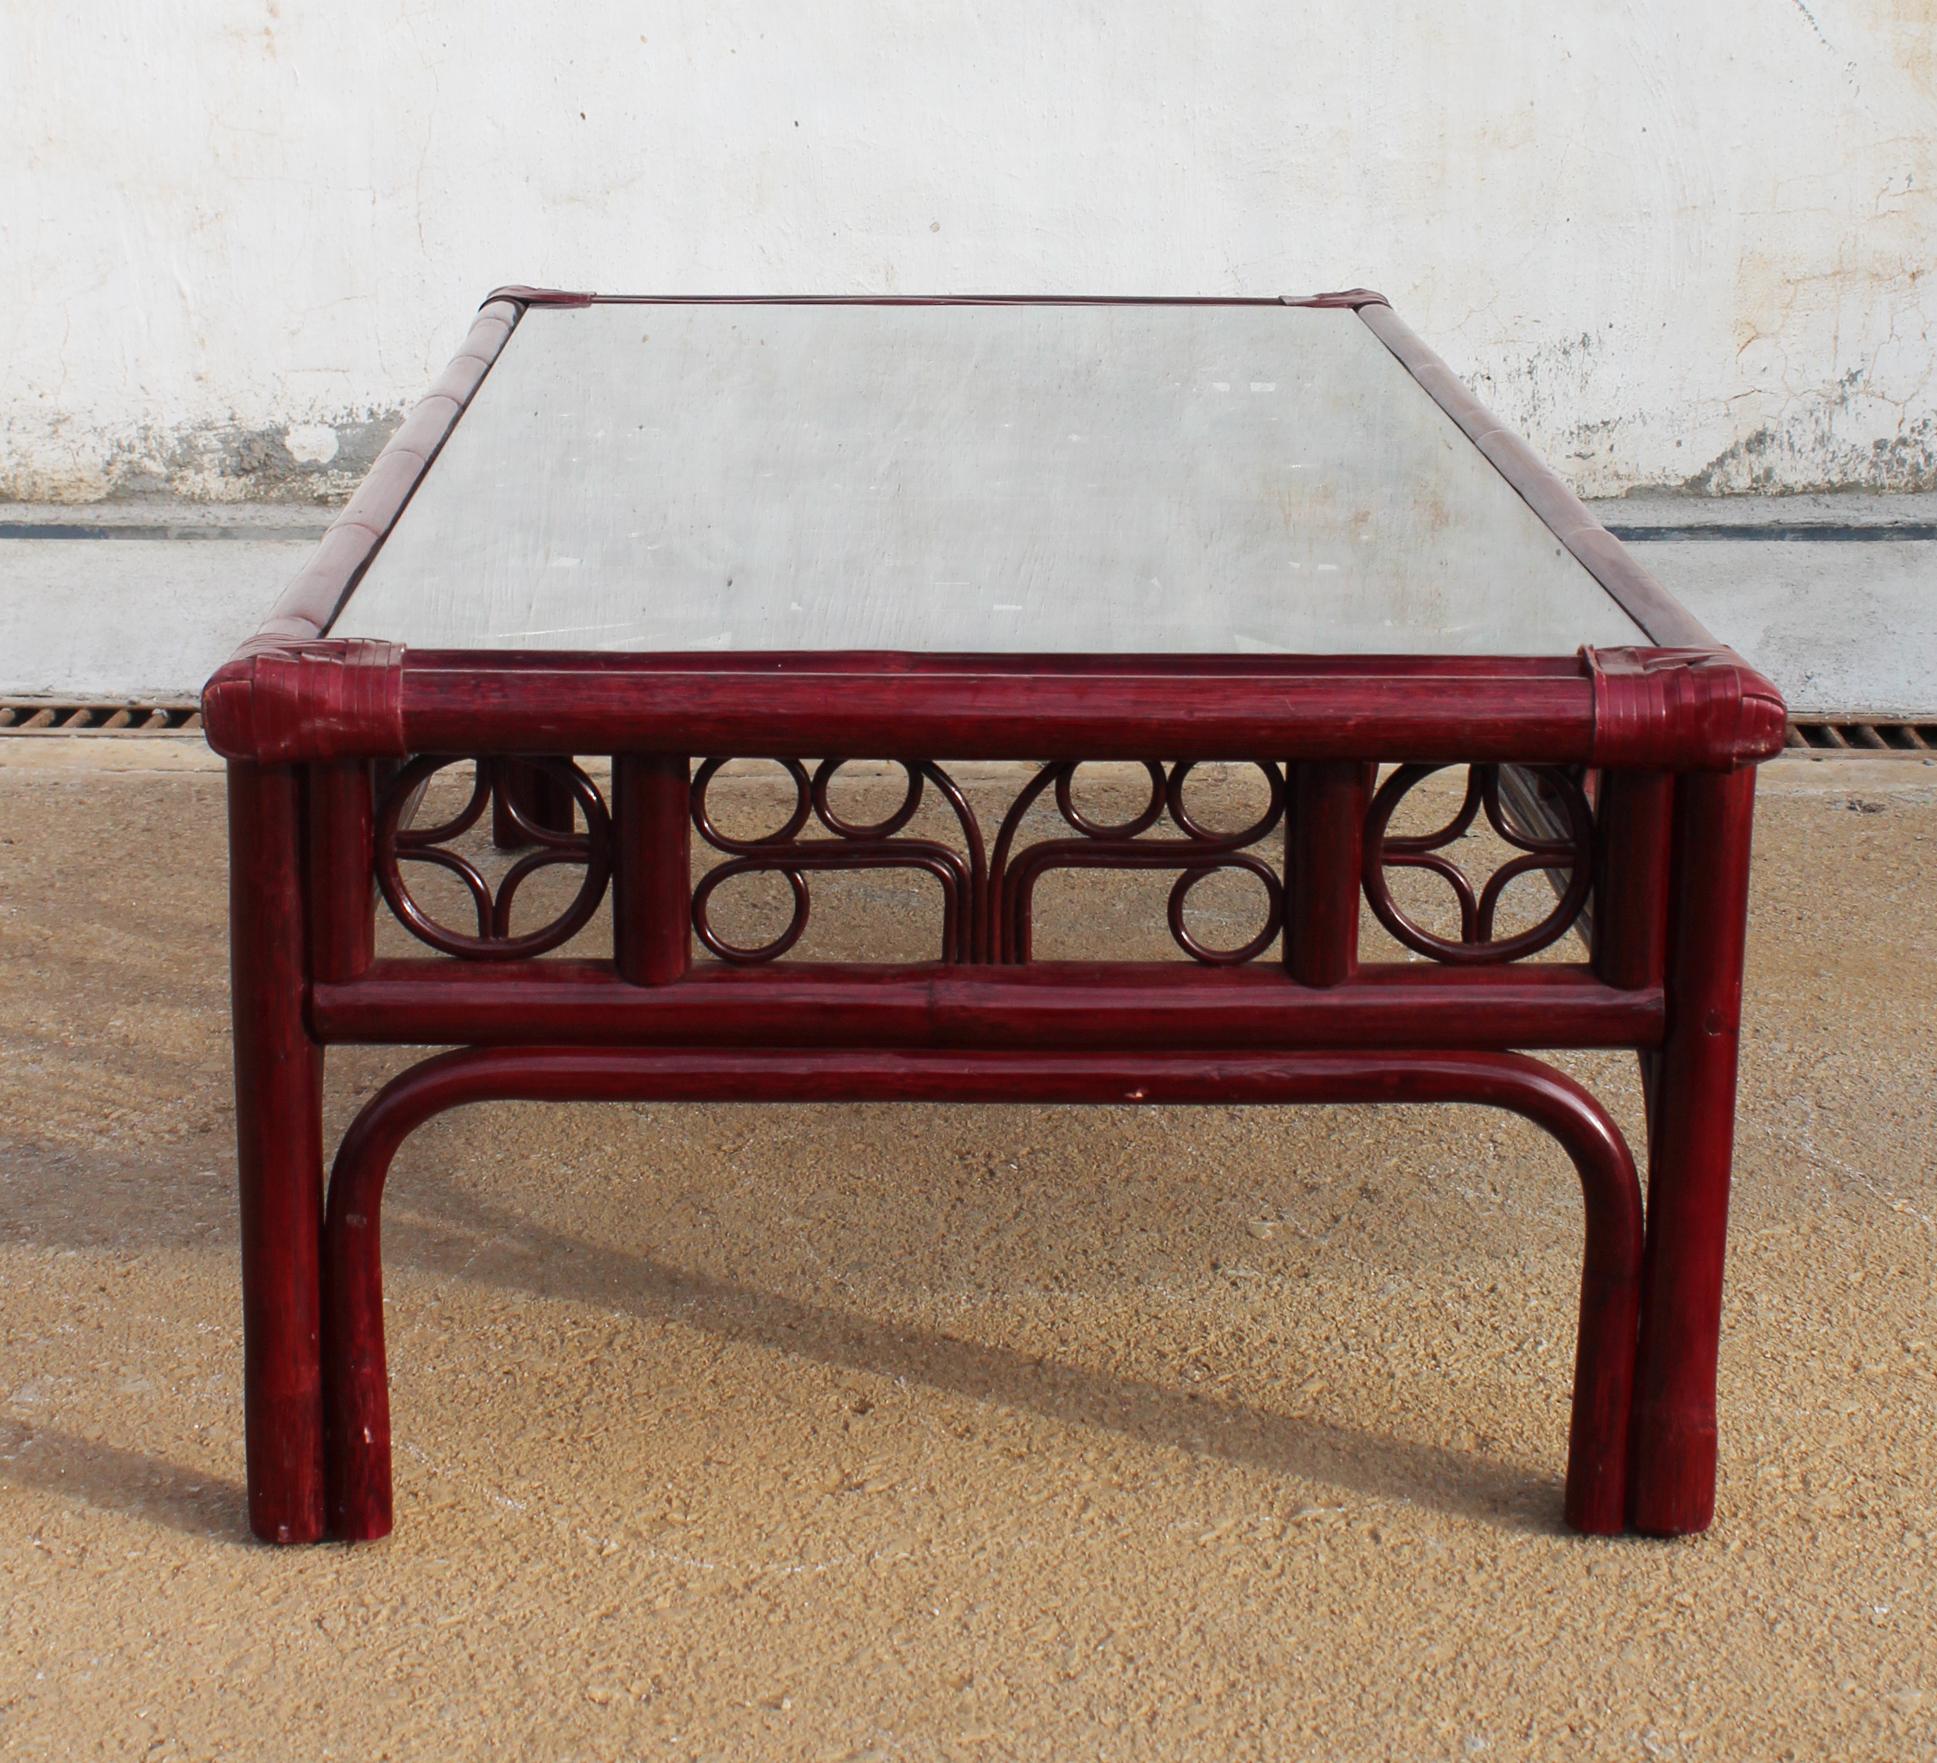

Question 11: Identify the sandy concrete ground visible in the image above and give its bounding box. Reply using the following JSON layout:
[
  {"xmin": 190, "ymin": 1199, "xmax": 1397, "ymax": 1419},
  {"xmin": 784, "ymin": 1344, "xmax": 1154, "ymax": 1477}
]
[{"xmin": 0, "ymin": 744, "xmax": 1933, "ymax": 1761}]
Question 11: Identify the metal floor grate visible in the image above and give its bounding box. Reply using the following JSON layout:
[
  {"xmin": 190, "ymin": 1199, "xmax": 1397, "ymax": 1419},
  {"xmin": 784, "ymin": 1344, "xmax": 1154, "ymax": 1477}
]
[
  {"xmin": 1786, "ymin": 717, "xmax": 1937, "ymax": 755},
  {"xmin": 0, "ymin": 699, "xmax": 201, "ymax": 735}
]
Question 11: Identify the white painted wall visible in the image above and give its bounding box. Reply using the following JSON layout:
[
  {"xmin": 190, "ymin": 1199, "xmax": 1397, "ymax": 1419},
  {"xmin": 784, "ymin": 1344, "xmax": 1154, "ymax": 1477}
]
[{"xmin": 3, "ymin": 1, "xmax": 1933, "ymax": 502}]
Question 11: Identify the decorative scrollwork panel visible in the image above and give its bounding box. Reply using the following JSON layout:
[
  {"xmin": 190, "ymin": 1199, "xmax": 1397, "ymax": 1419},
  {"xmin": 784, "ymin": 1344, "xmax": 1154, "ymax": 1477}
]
[
  {"xmin": 686, "ymin": 756, "xmax": 1287, "ymax": 968},
  {"xmin": 690, "ymin": 758, "xmax": 987, "ymax": 964},
  {"xmin": 988, "ymin": 760, "xmax": 1287, "ymax": 965},
  {"xmin": 368, "ymin": 754, "xmax": 1598, "ymax": 971}
]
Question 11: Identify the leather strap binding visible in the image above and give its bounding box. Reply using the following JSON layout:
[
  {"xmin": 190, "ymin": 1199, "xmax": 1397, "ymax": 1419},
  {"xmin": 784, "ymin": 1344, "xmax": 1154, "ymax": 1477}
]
[
  {"xmin": 204, "ymin": 640, "xmax": 407, "ymax": 764},
  {"xmin": 1282, "ymin": 288, "xmax": 1389, "ymax": 308},
  {"xmin": 1585, "ymin": 647, "xmax": 1787, "ymax": 770},
  {"xmin": 484, "ymin": 285, "xmax": 597, "ymax": 308}
]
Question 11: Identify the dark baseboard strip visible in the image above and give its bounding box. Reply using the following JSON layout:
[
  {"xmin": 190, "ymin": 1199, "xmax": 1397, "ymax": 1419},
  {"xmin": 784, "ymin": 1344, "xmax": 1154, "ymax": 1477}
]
[
  {"xmin": 0, "ymin": 522, "xmax": 331, "ymax": 543},
  {"xmin": 5, "ymin": 519, "xmax": 1931, "ymax": 546},
  {"xmin": 1609, "ymin": 523, "xmax": 1937, "ymax": 543}
]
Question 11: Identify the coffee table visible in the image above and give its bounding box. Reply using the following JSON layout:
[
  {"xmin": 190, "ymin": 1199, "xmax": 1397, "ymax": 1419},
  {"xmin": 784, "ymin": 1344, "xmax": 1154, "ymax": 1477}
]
[{"xmin": 203, "ymin": 288, "xmax": 1785, "ymax": 1545}]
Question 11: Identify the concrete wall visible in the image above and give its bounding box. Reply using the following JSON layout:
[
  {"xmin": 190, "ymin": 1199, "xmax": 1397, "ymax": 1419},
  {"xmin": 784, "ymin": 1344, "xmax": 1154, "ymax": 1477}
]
[{"xmin": 4, "ymin": 0, "xmax": 1934, "ymax": 503}]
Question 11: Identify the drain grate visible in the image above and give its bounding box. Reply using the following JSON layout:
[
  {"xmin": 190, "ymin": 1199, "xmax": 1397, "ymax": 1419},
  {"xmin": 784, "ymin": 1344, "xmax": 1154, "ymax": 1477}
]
[
  {"xmin": 1787, "ymin": 717, "xmax": 1936, "ymax": 755},
  {"xmin": 0, "ymin": 699, "xmax": 201, "ymax": 735}
]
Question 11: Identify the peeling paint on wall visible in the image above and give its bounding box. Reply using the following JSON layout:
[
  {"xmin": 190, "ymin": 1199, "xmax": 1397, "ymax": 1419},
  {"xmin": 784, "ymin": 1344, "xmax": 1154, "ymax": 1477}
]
[
  {"xmin": 4, "ymin": 1, "xmax": 1935, "ymax": 502},
  {"xmin": 1677, "ymin": 411, "xmax": 1937, "ymax": 498},
  {"xmin": 0, "ymin": 413, "xmax": 406, "ymax": 505}
]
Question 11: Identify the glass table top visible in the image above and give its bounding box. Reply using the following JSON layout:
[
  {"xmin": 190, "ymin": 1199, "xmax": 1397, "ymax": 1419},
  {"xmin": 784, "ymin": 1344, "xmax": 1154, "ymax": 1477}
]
[{"xmin": 330, "ymin": 300, "xmax": 1646, "ymax": 656}]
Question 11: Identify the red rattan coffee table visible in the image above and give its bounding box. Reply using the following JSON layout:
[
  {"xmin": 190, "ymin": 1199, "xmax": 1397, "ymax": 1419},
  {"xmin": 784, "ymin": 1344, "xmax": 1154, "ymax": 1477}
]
[{"xmin": 204, "ymin": 288, "xmax": 1785, "ymax": 1545}]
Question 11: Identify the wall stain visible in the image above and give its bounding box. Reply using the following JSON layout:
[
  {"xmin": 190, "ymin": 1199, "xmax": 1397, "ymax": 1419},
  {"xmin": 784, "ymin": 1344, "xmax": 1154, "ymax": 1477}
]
[
  {"xmin": 1787, "ymin": 0, "xmax": 1837, "ymax": 53},
  {"xmin": 1854, "ymin": 0, "xmax": 1937, "ymax": 96},
  {"xmin": 0, "ymin": 410, "xmax": 405, "ymax": 504},
  {"xmin": 1451, "ymin": 263, "xmax": 1937, "ymax": 496},
  {"xmin": 1677, "ymin": 411, "xmax": 1937, "ymax": 497}
]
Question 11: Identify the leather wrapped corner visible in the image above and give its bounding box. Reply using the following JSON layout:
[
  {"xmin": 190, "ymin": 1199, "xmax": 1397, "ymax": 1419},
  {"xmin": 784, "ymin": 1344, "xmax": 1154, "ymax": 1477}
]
[
  {"xmin": 202, "ymin": 641, "xmax": 407, "ymax": 764},
  {"xmin": 1585, "ymin": 648, "xmax": 1788, "ymax": 771},
  {"xmin": 1283, "ymin": 288, "xmax": 1389, "ymax": 309},
  {"xmin": 484, "ymin": 284, "xmax": 596, "ymax": 309}
]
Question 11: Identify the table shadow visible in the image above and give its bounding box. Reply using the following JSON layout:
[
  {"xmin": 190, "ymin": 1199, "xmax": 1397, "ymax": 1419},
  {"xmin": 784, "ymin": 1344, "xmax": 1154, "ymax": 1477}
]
[
  {"xmin": 381, "ymin": 1169, "xmax": 1580, "ymax": 1538},
  {"xmin": 0, "ymin": 1121, "xmax": 1588, "ymax": 1541},
  {"xmin": 0, "ymin": 1419, "xmax": 251, "ymax": 1546}
]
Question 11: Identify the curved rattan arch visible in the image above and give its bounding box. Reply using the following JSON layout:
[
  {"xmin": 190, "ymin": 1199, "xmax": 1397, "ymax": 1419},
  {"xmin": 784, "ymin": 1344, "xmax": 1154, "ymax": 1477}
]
[{"xmin": 320, "ymin": 1047, "xmax": 1642, "ymax": 1542}]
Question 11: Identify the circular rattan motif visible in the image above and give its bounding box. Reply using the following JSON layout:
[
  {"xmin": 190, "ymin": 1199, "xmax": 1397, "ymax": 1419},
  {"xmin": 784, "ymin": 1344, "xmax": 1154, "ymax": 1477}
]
[
  {"xmin": 1361, "ymin": 763, "xmax": 1593, "ymax": 964},
  {"xmin": 375, "ymin": 755, "xmax": 612, "ymax": 959}
]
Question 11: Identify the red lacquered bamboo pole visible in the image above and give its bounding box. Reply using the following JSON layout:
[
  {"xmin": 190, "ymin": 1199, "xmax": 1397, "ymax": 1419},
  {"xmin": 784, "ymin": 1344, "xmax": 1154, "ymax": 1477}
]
[
  {"xmin": 307, "ymin": 760, "xmax": 375, "ymax": 984},
  {"xmin": 1284, "ymin": 761, "xmax": 1367, "ymax": 985},
  {"xmin": 228, "ymin": 762, "xmax": 328, "ymax": 1544},
  {"xmin": 613, "ymin": 755, "xmax": 692, "ymax": 984},
  {"xmin": 310, "ymin": 960, "xmax": 1665, "ymax": 1052},
  {"xmin": 396, "ymin": 664, "xmax": 1601, "ymax": 765},
  {"xmin": 491, "ymin": 759, "xmax": 577, "ymax": 848},
  {"xmin": 1591, "ymin": 771, "xmax": 1672, "ymax": 991},
  {"xmin": 322, "ymin": 1045, "xmax": 1640, "ymax": 1540},
  {"xmin": 1628, "ymin": 767, "xmax": 1758, "ymax": 1535}
]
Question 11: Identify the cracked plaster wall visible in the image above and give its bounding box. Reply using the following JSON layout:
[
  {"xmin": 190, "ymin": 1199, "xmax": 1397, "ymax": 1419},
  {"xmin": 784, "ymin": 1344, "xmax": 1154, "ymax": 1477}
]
[{"xmin": 3, "ymin": 0, "xmax": 1934, "ymax": 502}]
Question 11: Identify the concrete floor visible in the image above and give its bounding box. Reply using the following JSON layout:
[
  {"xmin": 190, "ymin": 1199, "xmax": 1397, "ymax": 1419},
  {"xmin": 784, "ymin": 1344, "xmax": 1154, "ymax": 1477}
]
[
  {"xmin": 0, "ymin": 745, "xmax": 1933, "ymax": 1759},
  {"xmin": 2, "ymin": 496, "xmax": 1934, "ymax": 714}
]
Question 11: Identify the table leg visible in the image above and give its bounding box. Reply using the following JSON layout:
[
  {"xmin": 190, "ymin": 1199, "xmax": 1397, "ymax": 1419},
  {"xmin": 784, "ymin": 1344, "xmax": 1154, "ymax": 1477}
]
[
  {"xmin": 227, "ymin": 762, "xmax": 328, "ymax": 1544},
  {"xmin": 1628, "ymin": 768, "xmax": 1758, "ymax": 1535},
  {"xmin": 492, "ymin": 758, "xmax": 576, "ymax": 848}
]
